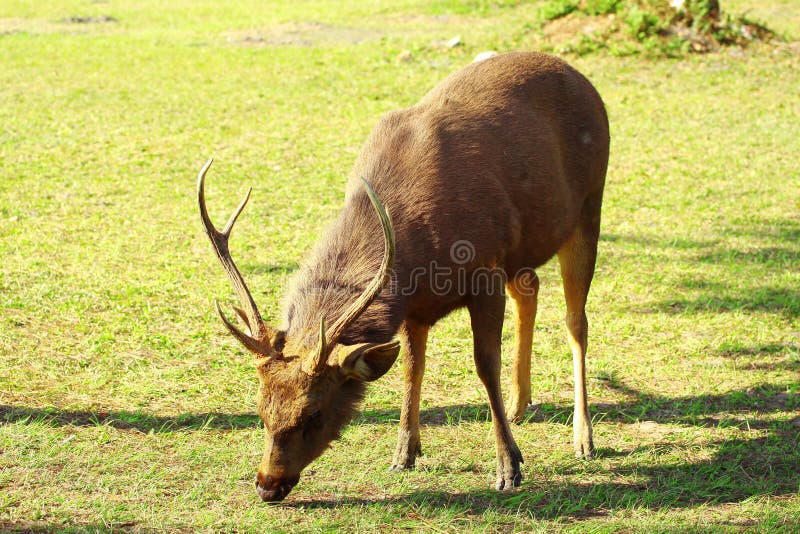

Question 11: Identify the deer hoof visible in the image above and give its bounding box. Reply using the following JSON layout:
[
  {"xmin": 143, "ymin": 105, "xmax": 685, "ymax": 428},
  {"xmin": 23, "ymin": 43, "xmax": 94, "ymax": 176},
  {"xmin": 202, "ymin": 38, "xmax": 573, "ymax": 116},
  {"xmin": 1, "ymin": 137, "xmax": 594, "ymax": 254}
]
[
  {"xmin": 391, "ymin": 432, "xmax": 422, "ymax": 470},
  {"xmin": 573, "ymin": 438, "xmax": 595, "ymax": 459},
  {"xmin": 507, "ymin": 407, "xmax": 524, "ymax": 424},
  {"xmin": 495, "ymin": 446, "xmax": 523, "ymax": 490},
  {"xmin": 495, "ymin": 470, "xmax": 522, "ymax": 490},
  {"xmin": 389, "ymin": 462, "xmax": 414, "ymax": 471},
  {"xmin": 507, "ymin": 399, "xmax": 534, "ymax": 424}
]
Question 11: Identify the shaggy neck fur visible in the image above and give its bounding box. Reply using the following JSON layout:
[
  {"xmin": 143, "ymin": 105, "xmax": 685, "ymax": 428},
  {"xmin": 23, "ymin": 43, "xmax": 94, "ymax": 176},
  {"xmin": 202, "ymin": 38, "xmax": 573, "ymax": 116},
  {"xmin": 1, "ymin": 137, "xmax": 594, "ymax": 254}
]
[{"xmin": 282, "ymin": 189, "xmax": 406, "ymax": 347}]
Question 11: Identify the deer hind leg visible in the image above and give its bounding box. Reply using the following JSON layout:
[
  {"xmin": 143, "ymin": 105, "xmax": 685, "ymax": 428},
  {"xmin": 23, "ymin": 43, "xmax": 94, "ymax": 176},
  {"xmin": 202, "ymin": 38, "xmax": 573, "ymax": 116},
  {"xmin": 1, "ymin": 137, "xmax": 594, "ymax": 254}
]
[
  {"xmin": 505, "ymin": 272, "xmax": 540, "ymax": 423},
  {"xmin": 390, "ymin": 319, "xmax": 429, "ymax": 470},
  {"xmin": 557, "ymin": 201, "xmax": 601, "ymax": 459},
  {"xmin": 467, "ymin": 289, "xmax": 523, "ymax": 490}
]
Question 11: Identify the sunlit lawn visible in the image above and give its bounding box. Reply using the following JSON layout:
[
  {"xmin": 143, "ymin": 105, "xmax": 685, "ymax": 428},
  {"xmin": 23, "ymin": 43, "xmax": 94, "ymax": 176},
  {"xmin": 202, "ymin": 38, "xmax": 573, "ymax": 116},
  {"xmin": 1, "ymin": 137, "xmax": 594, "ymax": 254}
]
[{"xmin": 1, "ymin": 1, "xmax": 798, "ymax": 531}]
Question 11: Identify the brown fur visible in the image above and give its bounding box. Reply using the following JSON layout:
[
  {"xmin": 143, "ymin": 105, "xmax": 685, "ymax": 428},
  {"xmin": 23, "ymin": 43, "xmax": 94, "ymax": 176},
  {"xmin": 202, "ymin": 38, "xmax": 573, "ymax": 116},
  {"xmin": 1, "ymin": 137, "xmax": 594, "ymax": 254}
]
[
  {"xmin": 286, "ymin": 52, "xmax": 607, "ymax": 333},
  {"xmin": 207, "ymin": 51, "xmax": 609, "ymax": 501}
]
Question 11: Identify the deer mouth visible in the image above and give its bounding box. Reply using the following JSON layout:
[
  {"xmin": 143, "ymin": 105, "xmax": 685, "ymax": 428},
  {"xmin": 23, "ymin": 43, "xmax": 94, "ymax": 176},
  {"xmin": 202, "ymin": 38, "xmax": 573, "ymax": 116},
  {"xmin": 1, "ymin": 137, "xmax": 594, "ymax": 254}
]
[{"xmin": 256, "ymin": 474, "xmax": 299, "ymax": 502}]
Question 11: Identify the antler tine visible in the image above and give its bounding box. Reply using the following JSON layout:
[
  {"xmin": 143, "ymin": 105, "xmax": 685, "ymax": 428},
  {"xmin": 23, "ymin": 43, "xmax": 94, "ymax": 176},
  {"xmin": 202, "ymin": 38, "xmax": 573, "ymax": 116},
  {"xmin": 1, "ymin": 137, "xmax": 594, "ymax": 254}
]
[
  {"xmin": 215, "ymin": 301, "xmax": 273, "ymax": 355},
  {"xmin": 221, "ymin": 186, "xmax": 251, "ymax": 237},
  {"xmin": 197, "ymin": 159, "xmax": 275, "ymax": 356},
  {"xmin": 323, "ymin": 178, "xmax": 395, "ymax": 351}
]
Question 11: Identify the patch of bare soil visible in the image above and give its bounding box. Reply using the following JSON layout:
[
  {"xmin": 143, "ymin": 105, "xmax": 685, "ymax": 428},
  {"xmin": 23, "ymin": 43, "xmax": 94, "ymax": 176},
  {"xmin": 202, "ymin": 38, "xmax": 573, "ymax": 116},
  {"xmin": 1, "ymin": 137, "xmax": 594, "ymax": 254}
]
[
  {"xmin": 544, "ymin": 12, "xmax": 616, "ymax": 47},
  {"xmin": 0, "ymin": 15, "xmax": 117, "ymax": 36},
  {"xmin": 226, "ymin": 21, "xmax": 385, "ymax": 48},
  {"xmin": 60, "ymin": 15, "xmax": 117, "ymax": 24},
  {"xmin": 0, "ymin": 17, "xmax": 57, "ymax": 35},
  {"xmin": 636, "ymin": 420, "xmax": 676, "ymax": 441}
]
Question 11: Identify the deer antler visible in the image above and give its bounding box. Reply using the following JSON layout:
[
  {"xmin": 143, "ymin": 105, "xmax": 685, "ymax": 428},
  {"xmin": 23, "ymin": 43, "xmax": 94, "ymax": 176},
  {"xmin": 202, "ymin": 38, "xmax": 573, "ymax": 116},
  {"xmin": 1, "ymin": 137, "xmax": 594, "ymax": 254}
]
[
  {"xmin": 197, "ymin": 159, "xmax": 276, "ymax": 356},
  {"xmin": 320, "ymin": 178, "xmax": 395, "ymax": 354}
]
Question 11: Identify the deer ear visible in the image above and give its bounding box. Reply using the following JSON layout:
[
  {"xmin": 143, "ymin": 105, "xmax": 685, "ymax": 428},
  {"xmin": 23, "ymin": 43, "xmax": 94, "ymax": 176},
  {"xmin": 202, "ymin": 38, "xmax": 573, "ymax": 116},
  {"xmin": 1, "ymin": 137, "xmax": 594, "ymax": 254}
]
[{"xmin": 335, "ymin": 340, "xmax": 400, "ymax": 382}]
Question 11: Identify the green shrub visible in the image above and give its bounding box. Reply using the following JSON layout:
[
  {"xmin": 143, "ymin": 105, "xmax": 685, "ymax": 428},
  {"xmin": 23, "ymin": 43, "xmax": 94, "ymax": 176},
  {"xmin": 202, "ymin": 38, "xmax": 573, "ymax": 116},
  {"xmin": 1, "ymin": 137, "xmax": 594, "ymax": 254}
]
[
  {"xmin": 686, "ymin": 0, "xmax": 719, "ymax": 32},
  {"xmin": 582, "ymin": 0, "xmax": 622, "ymax": 16},
  {"xmin": 624, "ymin": 6, "xmax": 663, "ymax": 39},
  {"xmin": 426, "ymin": 0, "xmax": 520, "ymax": 15},
  {"xmin": 540, "ymin": 0, "xmax": 774, "ymax": 57},
  {"xmin": 540, "ymin": 0, "xmax": 579, "ymax": 21}
]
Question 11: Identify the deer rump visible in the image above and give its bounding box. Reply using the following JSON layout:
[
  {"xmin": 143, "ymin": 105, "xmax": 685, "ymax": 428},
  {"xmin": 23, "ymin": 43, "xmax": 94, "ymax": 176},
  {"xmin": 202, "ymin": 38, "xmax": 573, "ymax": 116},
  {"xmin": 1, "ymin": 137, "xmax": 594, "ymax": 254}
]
[{"xmin": 199, "ymin": 51, "xmax": 609, "ymax": 502}]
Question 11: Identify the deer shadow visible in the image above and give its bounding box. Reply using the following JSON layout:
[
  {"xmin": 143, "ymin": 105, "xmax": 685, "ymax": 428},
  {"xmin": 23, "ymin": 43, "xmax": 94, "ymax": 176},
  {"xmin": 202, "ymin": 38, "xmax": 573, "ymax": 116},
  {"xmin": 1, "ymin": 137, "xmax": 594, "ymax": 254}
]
[
  {"xmin": 3, "ymin": 378, "xmax": 797, "ymax": 520},
  {"xmin": 358, "ymin": 378, "xmax": 798, "ymax": 430},
  {"xmin": 605, "ymin": 216, "xmax": 800, "ymax": 318},
  {"xmin": 0, "ymin": 521, "xmax": 158, "ymax": 534},
  {"xmin": 285, "ymin": 426, "xmax": 799, "ymax": 520},
  {"xmin": 716, "ymin": 341, "xmax": 800, "ymax": 372},
  {"xmin": 289, "ymin": 377, "xmax": 798, "ymax": 517},
  {"xmin": 3, "ymin": 375, "xmax": 796, "ymax": 434},
  {"xmin": 0, "ymin": 405, "xmax": 259, "ymax": 432},
  {"xmin": 653, "ymin": 286, "xmax": 800, "ymax": 318}
]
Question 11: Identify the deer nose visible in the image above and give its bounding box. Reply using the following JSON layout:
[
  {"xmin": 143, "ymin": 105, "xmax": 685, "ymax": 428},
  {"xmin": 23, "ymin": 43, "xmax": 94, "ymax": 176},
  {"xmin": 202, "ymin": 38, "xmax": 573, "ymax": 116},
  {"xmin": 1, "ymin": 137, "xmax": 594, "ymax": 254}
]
[{"xmin": 255, "ymin": 473, "xmax": 299, "ymax": 502}]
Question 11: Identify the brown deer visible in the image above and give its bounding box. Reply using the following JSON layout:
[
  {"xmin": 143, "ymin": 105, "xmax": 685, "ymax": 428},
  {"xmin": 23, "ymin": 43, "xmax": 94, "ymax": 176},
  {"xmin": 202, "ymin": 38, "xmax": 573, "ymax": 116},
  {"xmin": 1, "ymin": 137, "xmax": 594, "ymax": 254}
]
[{"xmin": 197, "ymin": 51, "xmax": 609, "ymax": 502}]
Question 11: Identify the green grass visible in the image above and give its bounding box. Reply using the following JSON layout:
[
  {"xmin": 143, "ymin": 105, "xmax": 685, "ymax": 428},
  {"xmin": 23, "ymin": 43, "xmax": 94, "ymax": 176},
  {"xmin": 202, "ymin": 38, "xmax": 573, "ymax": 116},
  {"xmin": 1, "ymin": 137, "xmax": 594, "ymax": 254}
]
[{"xmin": 1, "ymin": 0, "xmax": 799, "ymax": 531}]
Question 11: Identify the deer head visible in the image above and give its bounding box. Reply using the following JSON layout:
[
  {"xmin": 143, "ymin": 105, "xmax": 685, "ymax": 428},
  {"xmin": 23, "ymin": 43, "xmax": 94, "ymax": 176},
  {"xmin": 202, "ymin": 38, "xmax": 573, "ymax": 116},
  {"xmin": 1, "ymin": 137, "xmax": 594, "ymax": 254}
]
[{"xmin": 197, "ymin": 159, "xmax": 399, "ymax": 502}]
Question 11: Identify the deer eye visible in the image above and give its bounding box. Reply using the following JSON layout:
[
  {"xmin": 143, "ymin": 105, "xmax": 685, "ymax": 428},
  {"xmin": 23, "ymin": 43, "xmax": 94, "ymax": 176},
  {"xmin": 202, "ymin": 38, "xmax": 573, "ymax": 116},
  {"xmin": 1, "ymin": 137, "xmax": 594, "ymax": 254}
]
[{"xmin": 303, "ymin": 411, "xmax": 322, "ymax": 437}]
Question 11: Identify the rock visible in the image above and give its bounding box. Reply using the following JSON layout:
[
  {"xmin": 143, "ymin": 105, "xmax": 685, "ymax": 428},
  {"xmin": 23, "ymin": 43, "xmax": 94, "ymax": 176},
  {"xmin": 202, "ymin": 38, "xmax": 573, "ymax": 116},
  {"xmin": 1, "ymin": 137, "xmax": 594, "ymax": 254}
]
[
  {"xmin": 445, "ymin": 36, "xmax": 462, "ymax": 48},
  {"xmin": 396, "ymin": 50, "xmax": 413, "ymax": 63},
  {"xmin": 473, "ymin": 51, "xmax": 498, "ymax": 62}
]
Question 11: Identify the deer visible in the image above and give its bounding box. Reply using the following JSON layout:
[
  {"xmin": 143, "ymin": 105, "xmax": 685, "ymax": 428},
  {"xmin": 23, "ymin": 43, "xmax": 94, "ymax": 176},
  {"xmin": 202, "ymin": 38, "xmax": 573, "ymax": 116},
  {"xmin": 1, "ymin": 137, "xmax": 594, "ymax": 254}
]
[{"xmin": 197, "ymin": 51, "xmax": 609, "ymax": 502}]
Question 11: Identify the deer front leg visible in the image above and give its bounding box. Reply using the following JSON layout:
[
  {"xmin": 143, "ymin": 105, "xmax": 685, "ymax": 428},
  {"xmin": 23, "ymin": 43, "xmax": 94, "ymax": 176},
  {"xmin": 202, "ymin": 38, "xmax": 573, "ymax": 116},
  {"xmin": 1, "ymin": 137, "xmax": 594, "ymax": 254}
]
[
  {"xmin": 468, "ymin": 290, "xmax": 523, "ymax": 490},
  {"xmin": 390, "ymin": 319, "xmax": 429, "ymax": 470}
]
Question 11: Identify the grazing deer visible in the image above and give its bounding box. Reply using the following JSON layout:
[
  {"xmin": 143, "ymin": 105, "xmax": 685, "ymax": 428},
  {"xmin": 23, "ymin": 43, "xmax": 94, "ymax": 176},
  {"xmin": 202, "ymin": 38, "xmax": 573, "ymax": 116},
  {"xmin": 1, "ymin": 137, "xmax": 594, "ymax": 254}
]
[{"xmin": 197, "ymin": 51, "xmax": 609, "ymax": 502}]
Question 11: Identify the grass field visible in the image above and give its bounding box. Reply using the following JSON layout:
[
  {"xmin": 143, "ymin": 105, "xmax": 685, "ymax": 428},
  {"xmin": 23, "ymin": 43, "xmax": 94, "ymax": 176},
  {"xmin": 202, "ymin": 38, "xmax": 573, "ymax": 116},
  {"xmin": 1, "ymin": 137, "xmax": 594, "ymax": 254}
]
[{"xmin": 1, "ymin": 1, "xmax": 799, "ymax": 531}]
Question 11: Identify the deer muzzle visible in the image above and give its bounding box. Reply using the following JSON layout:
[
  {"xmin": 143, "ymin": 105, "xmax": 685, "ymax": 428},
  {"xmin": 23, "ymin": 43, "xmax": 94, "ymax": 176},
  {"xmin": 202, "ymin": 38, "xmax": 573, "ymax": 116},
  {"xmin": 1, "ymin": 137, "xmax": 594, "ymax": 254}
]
[{"xmin": 256, "ymin": 472, "xmax": 299, "ymax": 502}]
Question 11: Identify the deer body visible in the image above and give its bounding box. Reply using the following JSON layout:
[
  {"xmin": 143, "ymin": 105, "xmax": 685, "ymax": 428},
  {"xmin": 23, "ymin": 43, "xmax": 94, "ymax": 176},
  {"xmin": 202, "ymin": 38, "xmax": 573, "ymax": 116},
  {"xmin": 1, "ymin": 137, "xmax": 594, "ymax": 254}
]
[{"xmin": 198, "ymin": 51, "xmax": 609, "ymax": 501}]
